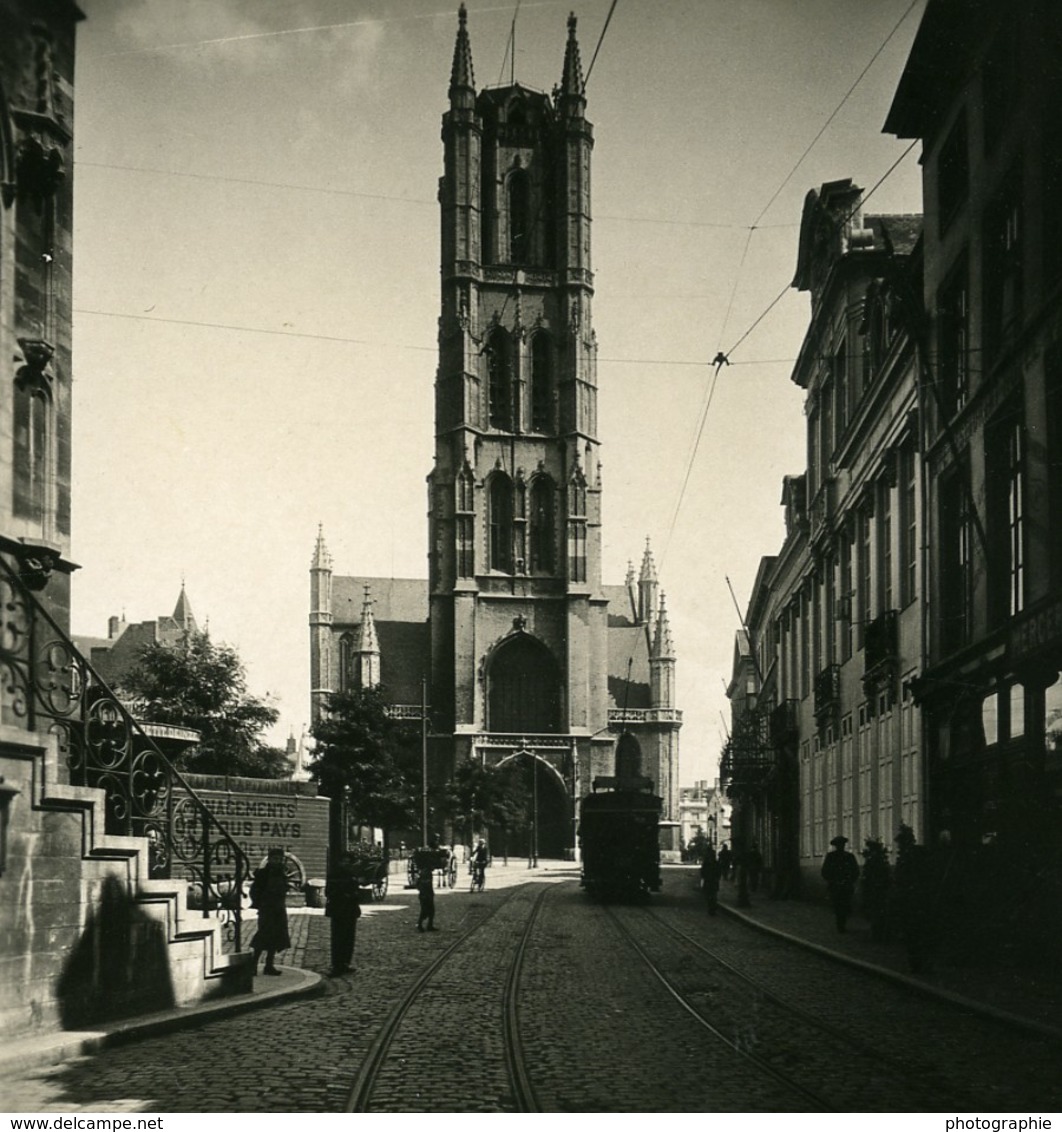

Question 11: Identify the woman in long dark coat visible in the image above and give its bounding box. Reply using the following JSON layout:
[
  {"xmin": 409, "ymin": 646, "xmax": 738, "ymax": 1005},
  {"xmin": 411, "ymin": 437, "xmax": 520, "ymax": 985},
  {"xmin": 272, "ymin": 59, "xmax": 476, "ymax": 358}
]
[{"xmin": 250, "ymin": 847, "xmax": 291, "ymax": 975}]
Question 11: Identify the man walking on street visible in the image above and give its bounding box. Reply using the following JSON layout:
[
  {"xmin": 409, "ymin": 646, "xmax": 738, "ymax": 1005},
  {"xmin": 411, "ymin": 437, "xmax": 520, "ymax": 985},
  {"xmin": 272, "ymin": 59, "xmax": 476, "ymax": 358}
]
[
  {"xmin": 325, "ymin": 850, "xmax": 362, "ymax": 975},
  {"xmin": 821, "ymin": 834, "xmax": 860, "ymax": 932},
  {"xmin": 415, "ymin": 837, "xmax": 440, "ymax": 932}
]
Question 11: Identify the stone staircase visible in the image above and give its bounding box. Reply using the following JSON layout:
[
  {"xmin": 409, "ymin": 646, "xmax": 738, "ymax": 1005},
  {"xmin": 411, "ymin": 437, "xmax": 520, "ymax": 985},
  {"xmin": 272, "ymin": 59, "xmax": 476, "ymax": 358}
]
[{"xmin": 0, "ymin": 722, "xmax": 254, "ymax": 1039}]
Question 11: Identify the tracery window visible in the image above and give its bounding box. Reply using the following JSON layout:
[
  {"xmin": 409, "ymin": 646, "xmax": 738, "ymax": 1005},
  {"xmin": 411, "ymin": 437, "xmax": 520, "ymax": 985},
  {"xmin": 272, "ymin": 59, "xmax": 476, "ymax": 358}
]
[
  {"xmin": 488, "ymin": 635, "xmax": 561, "ymax": 733},
  {"xmin": 487, "ymin": 328, "xmax": 513, "ymax": 431},
  {"xmin": 489, "ymin": 473, "xmax": 514, "ymax": 572},
  {"xmin": 529, "ymin": 475, "xmax": 555, "ymax": 573},
  {"xmin": 13, "ymin": 369, "xmax": 50, "ymax": 523},
  {"xmin": 530, "ymin": 333, "xmax": 552, "ymax": 432}
]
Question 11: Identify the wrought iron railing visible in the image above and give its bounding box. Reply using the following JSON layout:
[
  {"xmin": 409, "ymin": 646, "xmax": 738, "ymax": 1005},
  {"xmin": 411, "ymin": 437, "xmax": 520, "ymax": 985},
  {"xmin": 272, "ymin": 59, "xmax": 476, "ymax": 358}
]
[
  {"xmin": 720, "ymin": 708, "xmax": 774, "ymax": 795},
  {"xmin": 0, "ymin": 554, "xmax": 250, "ymax": 948}
]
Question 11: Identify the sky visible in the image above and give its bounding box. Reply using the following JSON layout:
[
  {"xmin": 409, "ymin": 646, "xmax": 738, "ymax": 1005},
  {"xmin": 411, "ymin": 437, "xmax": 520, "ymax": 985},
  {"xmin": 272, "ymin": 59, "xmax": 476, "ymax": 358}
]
[{"xmin": 69, "ymin": 0, "xmax": 927, "ymax": 786}]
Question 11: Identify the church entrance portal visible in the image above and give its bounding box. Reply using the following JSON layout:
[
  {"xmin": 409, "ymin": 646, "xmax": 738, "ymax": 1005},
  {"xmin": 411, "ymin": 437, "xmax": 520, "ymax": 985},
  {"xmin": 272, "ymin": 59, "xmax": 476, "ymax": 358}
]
[{"xmin": 490, "ymin": 750, "xmax": 571, "ymax": 860}]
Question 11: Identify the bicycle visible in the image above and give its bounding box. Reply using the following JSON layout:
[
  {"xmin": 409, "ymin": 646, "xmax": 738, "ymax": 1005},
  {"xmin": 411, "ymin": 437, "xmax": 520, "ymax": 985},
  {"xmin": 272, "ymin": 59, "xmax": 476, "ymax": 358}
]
[{"xmin": 469, "ymin": 860, "xmax": 486, "ymax": 893}]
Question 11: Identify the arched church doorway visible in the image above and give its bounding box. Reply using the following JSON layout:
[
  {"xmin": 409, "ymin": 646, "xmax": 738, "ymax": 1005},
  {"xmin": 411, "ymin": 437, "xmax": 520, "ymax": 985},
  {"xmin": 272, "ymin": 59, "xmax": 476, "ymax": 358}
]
[
  {"xmin": 492, "ymin": 751, "xmax": 571, "ymax": 860},
  {"xmin": 487, "ymin": 633, "xmax": 561, "ymax": 734}
]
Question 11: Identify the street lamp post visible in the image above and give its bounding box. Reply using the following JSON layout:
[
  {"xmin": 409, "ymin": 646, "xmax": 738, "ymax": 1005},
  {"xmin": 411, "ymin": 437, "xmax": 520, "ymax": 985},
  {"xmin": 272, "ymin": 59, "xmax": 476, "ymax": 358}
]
[
  {"xmin": 528, "ymin": 753, "xmax": 539, "ymax": 869},
  {"xmin": 421, "ymin": 676, "xmax": 428, "ymax": 846}
]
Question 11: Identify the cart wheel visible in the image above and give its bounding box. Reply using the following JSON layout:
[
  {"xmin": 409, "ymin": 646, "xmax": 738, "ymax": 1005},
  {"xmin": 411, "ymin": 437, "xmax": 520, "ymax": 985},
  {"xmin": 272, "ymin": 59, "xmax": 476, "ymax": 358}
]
[
  {"xmin": 260, "ymin": 851, "xmax": 305, "ymax": 894},
  {"xmin": 372, "ymin": 873, "xmax": 389, "ymax": 902}
]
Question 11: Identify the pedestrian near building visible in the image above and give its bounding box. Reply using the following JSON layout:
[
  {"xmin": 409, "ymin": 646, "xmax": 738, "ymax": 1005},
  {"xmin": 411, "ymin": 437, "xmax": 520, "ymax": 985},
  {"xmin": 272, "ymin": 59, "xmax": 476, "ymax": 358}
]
[
  {"xmin": 325, "ymin": 850, "xmax": 362, "ymax": 975},
  {"xmin": 821, "ymin": 835, "xmax": 860, "ymax": 933},
  {"xmin": 699, "ymin": 846, "xmax": 721, "ymax": 915},
  {"xmin": 250, "ymin": 847, "xmax": 291, "ymax": 975},
  {"xmin": 718, "ymin": 842, "xmax": 732, "ymax": 881},
  {"xmin": 415, "ymin": 839, "xmax": 440, "ymax": 931}
]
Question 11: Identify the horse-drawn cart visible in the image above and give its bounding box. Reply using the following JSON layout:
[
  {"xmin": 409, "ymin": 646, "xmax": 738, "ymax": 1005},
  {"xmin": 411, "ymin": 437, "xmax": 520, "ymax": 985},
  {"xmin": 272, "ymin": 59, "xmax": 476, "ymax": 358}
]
[
  {"xmin": 407, "ymin": 845, "xmax": 457, "ymax": 889},
  {"xmin": 352, "ymin": 853, "xmax": 389, "ymax": 901}
]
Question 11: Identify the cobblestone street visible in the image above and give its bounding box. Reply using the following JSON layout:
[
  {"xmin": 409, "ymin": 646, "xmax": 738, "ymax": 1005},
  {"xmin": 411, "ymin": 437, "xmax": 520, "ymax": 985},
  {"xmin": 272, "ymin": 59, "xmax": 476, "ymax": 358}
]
[{"xmin": 4, "ymin": 865, "xmax": 1061, "ymax": 1114}]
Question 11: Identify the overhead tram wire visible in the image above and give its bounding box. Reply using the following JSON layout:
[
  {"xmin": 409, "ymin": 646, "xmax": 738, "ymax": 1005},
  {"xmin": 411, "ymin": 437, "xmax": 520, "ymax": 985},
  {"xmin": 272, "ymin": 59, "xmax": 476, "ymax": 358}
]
[
  {"xmin": 583, "ymin": 0, "xmax": 618, "ymax": 89},
  {"xmin": 749, "ymin": 0, "xmax": 922, "ymax": 230},
  {"xmin": 658, "ymin": 2, "xmax": 922, "ymax": 570},
  {"xmin": 657, "ymin": 135, "xmax": 920, "ymax": 571}
]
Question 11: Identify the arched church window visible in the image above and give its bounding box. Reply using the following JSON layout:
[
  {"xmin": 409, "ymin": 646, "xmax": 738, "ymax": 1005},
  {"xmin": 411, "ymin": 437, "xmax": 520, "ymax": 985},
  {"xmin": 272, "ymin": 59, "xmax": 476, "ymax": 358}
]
[
  {"xmin": 13, "ymin": 369, "xmax": 50, "ymax": 523},
  {"xmin": 567, "ymin": 471, "xmax": 587, "ymax": 583},
  {"xmin": 530, "ymin": 476, "xmax": 555, "ymax": 573},
  {"xmin": 339, "ymin": 631, "xmax": 355, "ymax": 691},
  {"xmin": 568, "ymin": 474, "xmax": 586, "ymax": 517},
  {"xmin": 456, "ymin": 466, "xmax": 476, "ymax": 578},
  {"xmin": 530, "ymin": 333, "xmax": 552, "ymax": 432},
  {"xmin": 488, "ymin": 634, "xmax": 561, "ymax": 733},
  {"xmin": 513, "ymin": 476, "xmax": 527, "ymax": 572},
  {"xmin": 487, "ymin": 328, "xmax": 513, "ymax": 431},
  {"xmin": 489, "ymin": 473, "xmax": 514, "ymax": 572},
  {"xmin": 508, "ymin": 169, "xmax": 531, "ymax": 265}
]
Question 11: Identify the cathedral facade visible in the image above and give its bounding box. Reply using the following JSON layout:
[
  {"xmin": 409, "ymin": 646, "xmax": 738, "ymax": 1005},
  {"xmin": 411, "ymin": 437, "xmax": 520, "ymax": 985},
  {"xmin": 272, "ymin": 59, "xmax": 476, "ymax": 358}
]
[{"xmin": 309, "ymin": 8, "xmax": 681, "ymax": 856}]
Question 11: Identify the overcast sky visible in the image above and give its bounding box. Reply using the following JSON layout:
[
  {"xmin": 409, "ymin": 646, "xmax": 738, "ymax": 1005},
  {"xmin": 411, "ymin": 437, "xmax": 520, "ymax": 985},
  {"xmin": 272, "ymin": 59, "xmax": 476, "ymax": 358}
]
[{"xmin": 69, "ymin": 0, "xmax": 926, "ymax": 784}]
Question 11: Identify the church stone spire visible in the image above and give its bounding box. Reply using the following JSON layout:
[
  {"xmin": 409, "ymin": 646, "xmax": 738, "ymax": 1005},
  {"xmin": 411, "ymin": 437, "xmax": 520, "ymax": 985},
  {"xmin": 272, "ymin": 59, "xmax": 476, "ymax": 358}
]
[
  {"xmin": 637, "ymin": 538, "xmax": 659, "ymax": 627},
  {"xmin": 559, "ymin": 12, "xmax": 585, "ymax": 107},
  {"xmin": 172, "ymin": 583, "xmax": 198, "ymax": 635},
  {"xmin": 310, "ymin": 525, "xmax": 334, "ymax": 721},
  {"xmin": 355, "ymin": 585, "xmax": 381, "ymax": 689},
  {"xmin": 449, "ymin": 4, "xmax": 476, "ymax": 104},
  {"xmin": 650, "ymin": 592, "xmax": 676, "ymax": 708},
  {"xmin": 652, "ymin": 592, "xmax": 675, "ymax": 660}
]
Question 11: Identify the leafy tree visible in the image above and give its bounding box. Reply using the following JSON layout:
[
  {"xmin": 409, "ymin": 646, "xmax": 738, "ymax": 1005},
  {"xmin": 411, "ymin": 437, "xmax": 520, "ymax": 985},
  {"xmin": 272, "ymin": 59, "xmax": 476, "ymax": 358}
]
[
  {"xmin": 309, "ymin": 687, "xmax": 420, "ymax": 837},
  {"xmin": 444, "ymin": 759, "xmax": 530, "ymax": 848},
  {"xmin": 119, "ymin": 630, "xmax": 285, "ymax": 777}
]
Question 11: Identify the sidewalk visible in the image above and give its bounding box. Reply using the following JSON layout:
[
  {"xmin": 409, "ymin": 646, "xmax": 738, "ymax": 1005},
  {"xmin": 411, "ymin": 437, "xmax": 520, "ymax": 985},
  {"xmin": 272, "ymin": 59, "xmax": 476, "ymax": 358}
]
[
  {"xmin": 707, "ymin": 872, "xmax": 1062, "ymax": 1041},
  {"xmin": 0, "ymin": 964, "xmax": 324, "ymax": 1076}
]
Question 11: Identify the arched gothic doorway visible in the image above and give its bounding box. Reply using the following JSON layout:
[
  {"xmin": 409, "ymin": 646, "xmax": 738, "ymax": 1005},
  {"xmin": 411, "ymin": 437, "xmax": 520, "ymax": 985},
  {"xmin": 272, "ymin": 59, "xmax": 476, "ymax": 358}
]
[{"xmin": 493, "ymin": 750, "xmax": 571, "ymax": 860}]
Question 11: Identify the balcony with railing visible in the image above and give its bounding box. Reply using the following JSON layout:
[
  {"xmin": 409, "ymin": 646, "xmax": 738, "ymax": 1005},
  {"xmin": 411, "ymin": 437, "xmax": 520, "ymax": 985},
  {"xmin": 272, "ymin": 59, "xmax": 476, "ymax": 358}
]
[
  {"xmin": 769, "ymin": 699, "xmax": 800, "ymax": 746},
  {"xmin": 0, "ymin": 555, "xmax": 251, "ymax": 946},
  {"xmin": 720, "ymin": 709, "xmax": 774, "ymax": 796}
]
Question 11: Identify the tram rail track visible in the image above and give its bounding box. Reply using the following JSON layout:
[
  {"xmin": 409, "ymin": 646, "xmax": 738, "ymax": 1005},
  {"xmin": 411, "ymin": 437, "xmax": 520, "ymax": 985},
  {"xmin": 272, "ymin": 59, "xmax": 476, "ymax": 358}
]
[
  {"xmin": 604, "ymin": 905, "xmax": 836, "ymax": 1112},
  {"xmin": 346, "ymin": 881, "xmax": 551, "ymax": 1113},
  {"xmin": 643, "ymin": 906, "xmax": 915, "ymax": 1068}
]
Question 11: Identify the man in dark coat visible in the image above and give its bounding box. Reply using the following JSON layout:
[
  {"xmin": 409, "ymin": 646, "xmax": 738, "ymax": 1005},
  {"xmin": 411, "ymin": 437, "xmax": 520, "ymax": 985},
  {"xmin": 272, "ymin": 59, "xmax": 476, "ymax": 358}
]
[
  {"xmin": 821, "ymin": 834, "xmax": 860, "ymax": 932},
  {"xmin": 699, "ymin": 846, "xmax": 721, "ymax": 915},
  {"xmin": 326, "ymin": 851, "xmax": 363, "ymax": 975},
  {"xmin": 717, "ymin": 842, "xmax": 732, "ymax": 881}
]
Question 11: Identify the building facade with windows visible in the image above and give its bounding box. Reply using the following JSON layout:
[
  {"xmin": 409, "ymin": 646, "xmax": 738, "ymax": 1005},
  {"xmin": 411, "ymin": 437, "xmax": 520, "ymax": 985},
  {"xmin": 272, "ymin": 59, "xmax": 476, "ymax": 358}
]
[
  {"xmin": 725, "ymin": 180, "xmax": 925, "ymax": 893},
  {"xmin": 309, "ymin": 9, "xmax": 682, "ymax": 856},
  {"xmin": 885, "ymin": 0, "xmax": 1062, "ymax": 860}
]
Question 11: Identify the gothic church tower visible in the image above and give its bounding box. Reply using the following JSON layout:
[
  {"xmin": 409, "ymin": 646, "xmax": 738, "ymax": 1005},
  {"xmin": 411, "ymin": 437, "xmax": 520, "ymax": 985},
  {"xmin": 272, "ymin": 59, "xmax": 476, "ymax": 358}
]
[
  {"xmin": 428, "ymin": 8, "xmax": 613, "ymax": 831},
  {"xmin": 309, "ymin": 8, "xmax": 683, "ymax": 855}
]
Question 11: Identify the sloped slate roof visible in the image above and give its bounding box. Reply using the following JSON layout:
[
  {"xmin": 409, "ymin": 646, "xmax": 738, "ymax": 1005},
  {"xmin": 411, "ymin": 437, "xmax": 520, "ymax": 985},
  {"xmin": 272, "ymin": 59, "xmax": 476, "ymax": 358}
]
[{"xmin": 332, "ymin": 576, "xmax": 428, "ymax": 625}]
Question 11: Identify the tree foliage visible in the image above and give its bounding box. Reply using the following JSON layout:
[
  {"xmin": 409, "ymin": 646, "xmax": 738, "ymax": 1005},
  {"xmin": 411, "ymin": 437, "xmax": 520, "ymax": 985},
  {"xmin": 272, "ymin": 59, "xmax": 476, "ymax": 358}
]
[
  {"xmin": 119, "ymin": 630, "xmax": 285, "ymax": 777},
  {"xmin": 444, "ymin": 759, "xmax": 530, "ymax": 843},
  {"xmin": 309, "ymin": 687, "xmax": 420, "ymax": 834}
]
